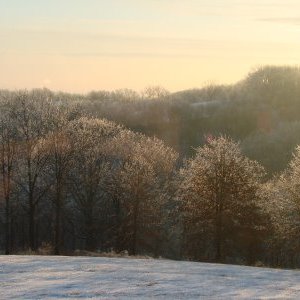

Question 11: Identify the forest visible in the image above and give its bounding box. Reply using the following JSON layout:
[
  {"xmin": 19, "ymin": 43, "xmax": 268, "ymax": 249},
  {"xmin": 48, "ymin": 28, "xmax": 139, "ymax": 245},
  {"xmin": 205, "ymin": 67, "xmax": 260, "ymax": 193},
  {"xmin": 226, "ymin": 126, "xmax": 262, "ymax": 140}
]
[{"xmin": 1, "ymin": 66, "xmax": 300, "ymax": 268}]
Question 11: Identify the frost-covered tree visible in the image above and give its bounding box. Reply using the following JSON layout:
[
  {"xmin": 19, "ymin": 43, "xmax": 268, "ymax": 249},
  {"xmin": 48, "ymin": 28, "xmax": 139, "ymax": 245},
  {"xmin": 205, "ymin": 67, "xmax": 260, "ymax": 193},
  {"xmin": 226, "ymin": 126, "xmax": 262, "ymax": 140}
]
[
  {"xmin": 46, "ymin": 130, "xmax": 71, "ymax": 254},
  {"xmin": 9, "ymin": 91, "xmax": 57, "ymax": 250},
  {"xmin": 67, "ymin": 117, "xmax": 123, "ymax": 251},
  {"xmin": 43, "ymin": 105, "xmax": 81, "ymax": 254},
  {"xmin": 179, "ymin": 136, "xmax": 266, "ymax": 262},
  {"xmin": 108, "ymin": 130, "xmax": 178, "ymax": 255},
  {"xmin": 260, "ymin": 145, "xmax": 300, "ymax": 266}
]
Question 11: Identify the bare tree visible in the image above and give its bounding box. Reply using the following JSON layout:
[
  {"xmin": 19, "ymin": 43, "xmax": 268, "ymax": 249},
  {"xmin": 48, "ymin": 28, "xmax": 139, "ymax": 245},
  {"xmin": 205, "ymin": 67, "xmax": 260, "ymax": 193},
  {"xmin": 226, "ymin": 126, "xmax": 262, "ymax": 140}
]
[
  {"xmin": 0, "ymin": 99, "xmax": 18, "ymax": 254},
  {"xmin": 10, "ymin": 91, "xmax": 56, "ymax": 250},
  {"xmin": 141, "ymin": 86, "xmax": 170, "ymax": 100}
]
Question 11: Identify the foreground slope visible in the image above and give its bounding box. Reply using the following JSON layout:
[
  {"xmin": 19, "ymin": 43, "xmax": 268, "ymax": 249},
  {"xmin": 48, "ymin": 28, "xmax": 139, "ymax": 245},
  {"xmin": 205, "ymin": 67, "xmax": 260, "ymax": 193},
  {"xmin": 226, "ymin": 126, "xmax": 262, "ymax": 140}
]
[{"xmin": 1, "ymin": 255, "xmax": 300, "ymax": 299}]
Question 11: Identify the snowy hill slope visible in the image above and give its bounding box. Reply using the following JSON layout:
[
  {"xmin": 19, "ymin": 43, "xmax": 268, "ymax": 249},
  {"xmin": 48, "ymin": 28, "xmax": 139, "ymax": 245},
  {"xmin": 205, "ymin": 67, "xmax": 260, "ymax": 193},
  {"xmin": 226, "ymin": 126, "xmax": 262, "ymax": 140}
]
[{"xmin": 1, "ymin": 255, "xmax": 300, "ymax": 299}]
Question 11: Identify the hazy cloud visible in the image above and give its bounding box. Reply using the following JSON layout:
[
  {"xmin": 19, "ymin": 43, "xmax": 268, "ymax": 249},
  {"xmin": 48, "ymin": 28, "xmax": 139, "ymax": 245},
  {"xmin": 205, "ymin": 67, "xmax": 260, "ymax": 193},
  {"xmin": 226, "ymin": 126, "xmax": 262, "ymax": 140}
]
[{"xmin": 258, "ymin": 17, "xmax": 300, "ymax": 25}]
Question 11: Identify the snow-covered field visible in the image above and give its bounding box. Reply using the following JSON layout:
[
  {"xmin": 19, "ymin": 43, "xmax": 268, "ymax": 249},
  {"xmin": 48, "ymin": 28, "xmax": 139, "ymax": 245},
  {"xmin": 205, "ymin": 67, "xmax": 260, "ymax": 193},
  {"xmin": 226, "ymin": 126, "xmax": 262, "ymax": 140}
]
[{"xmin": 1, "ymin": 255, "xmax": 300, "ymax": 299}]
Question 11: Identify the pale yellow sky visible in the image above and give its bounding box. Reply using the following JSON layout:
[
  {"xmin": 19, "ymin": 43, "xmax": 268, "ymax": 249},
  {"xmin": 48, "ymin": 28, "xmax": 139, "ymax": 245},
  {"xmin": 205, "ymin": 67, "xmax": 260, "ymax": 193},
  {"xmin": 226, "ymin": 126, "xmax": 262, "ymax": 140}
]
[{"xmin": 1, "ymin": 0, "xmax": 300, "ymax": 93}]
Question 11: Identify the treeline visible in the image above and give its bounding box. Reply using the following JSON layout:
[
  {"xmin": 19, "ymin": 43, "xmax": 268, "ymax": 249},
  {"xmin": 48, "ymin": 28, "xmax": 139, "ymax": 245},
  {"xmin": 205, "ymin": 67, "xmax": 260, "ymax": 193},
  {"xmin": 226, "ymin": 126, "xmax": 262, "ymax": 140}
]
[
  {"xmin": 79, "ymin": 65, "xmax": 300, "ymax": 175},
  {"xmin": 1, "ymin": 66, "xmax": 300, "ymax": 268},
  {"xmin": 0, "ymin": 91, "xmax": 178, "ymax": 257}
]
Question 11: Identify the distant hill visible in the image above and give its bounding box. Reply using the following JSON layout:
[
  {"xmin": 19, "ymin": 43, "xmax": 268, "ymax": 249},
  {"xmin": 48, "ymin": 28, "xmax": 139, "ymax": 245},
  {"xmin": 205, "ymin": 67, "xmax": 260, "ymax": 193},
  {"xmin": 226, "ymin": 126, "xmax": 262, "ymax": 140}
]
[{"xmin": 2, "ymin": 66, "xmax": 300, "ymax": 174}]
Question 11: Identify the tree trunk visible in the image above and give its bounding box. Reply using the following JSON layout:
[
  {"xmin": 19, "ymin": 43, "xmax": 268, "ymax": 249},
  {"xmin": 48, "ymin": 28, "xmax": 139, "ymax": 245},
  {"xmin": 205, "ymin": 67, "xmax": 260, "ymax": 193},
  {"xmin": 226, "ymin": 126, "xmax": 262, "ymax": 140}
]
[
  {"xmin": 131, "ymin": 198, "xmax": 140, "ymax": 256},
  {"xmin": 29, "ymin": 197, "xmax": 36, "ymax": 251},
  {"xmin": 5, "ymin": 195, "xmax": 11, "ymax": 255},
  {"xmin": 215, "ymin": 202, "xmax": 223, "ymax": 262},
  {"xmin": 86, "ymin": 220, "xmax": 96, "ymax": 251},
  {"xmin": 54, "ymin": 199, "xmax": 61, "ymax": 255},
  {"xmin": 85, "ymin": 205, "xmax": 96, "ymax": 251},
  {"xmin": 54, "ymin": 182, "xmax": 63, "ymax": 255}
]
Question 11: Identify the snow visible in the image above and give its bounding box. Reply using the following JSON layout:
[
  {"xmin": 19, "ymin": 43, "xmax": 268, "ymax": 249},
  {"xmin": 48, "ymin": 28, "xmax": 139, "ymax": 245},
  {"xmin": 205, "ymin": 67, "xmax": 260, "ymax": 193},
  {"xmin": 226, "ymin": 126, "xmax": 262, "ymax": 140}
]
[{"xmin": 1, "ymin": 255, "xmax": 300, "ymax": 299}]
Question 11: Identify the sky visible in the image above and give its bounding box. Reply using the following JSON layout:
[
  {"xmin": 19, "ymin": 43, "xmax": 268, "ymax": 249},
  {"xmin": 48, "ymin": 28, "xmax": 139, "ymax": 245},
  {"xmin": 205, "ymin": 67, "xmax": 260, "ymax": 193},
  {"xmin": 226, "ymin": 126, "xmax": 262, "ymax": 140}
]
[{"xmin": 1, "ymin": 0, "xmax": 300, "ymax": 93}]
